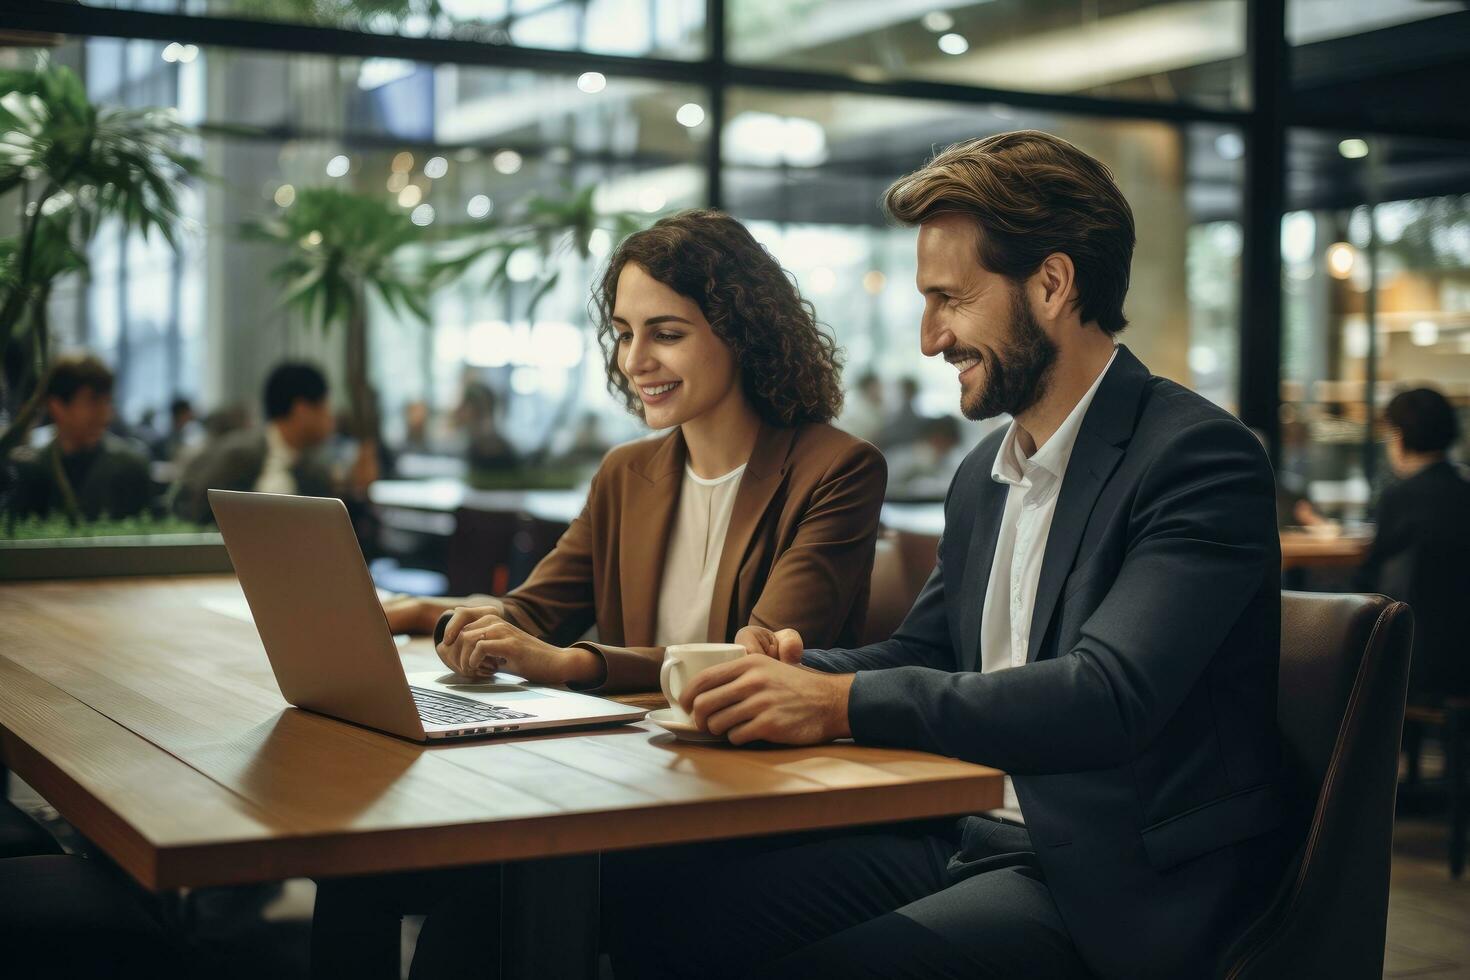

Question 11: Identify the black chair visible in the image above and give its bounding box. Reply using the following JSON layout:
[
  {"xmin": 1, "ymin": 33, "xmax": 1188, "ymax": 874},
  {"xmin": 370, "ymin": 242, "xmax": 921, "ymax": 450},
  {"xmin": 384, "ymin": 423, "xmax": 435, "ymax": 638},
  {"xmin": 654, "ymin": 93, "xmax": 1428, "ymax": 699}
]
[
  {"xmin": 0, "ymin": 797, "xmax": 63, "ymax": 859},
  {"xmin": 0, "ymin": 854, "xmax": 180, "ymax": 978},
  {"xmin": 1220, "ymin": 592, "xmax": 1414, "ymax": 979},
  {"xmin": 1, "ymin": 789, "xmax": 178, "ymax": 975}
]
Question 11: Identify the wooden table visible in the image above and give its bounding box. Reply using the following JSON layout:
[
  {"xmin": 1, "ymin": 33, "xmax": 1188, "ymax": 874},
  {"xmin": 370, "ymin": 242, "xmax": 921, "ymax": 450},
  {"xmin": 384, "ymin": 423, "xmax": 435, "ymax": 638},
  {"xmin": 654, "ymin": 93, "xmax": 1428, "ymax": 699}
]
[
  {"xmin": 0, "ymin": 576, "xmax": 1001, "ymax": 975},
  {"xmin": 1280, "ymin": 530, "xmax": 1373, "ymax": 571}
]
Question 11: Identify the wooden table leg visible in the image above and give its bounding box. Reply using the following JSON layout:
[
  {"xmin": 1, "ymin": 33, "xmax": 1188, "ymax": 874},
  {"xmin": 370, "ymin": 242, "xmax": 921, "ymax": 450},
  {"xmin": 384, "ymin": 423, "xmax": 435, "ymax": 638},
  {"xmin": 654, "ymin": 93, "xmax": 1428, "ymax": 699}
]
[{"xmin": 499, "ymin": 852, "xmax": 600, "ymax": 980}]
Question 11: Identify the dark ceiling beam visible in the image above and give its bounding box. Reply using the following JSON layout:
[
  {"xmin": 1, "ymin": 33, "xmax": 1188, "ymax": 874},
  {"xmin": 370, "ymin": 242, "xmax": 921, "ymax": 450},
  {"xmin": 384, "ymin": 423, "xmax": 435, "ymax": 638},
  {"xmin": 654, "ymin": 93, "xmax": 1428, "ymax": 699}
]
[{"xmin": 8, "ymin": 0, "xmax": 1252, "ymax": 127}]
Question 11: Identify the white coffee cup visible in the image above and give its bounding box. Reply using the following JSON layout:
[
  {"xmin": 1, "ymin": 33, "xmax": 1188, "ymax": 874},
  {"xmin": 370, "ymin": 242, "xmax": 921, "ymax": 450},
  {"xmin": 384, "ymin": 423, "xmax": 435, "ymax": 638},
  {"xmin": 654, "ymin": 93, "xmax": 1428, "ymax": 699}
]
[{"xmin": 659, "ymin": 643, "xmax": 746, "ymax": 723}]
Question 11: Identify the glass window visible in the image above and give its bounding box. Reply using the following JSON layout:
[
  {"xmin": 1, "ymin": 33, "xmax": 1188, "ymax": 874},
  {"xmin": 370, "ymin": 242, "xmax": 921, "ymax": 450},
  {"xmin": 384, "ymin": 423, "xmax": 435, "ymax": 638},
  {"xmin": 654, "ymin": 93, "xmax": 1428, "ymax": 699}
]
[
  {"xmin": 1281, "ymin": 130, "xmax": 1470, "ymax": 521},
  {"xmin": 728, "ymin": 0, "xmax": 1250, "ymax": 110},
  {"xmin": 69, "ymin": 0, "xmax": 707, "ymax": 59},
  {"xmin": 722, "ymin": 87, "xmax": 1243, "ymax": 497},
  {"xmin": 7, "ymin": 38, "xmax": 707, "ymax": 465}
]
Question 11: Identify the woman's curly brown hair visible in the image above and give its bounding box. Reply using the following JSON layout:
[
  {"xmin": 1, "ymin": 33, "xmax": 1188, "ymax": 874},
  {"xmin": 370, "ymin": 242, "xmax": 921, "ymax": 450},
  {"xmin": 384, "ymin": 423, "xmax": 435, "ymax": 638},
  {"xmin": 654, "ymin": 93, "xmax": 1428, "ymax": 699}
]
[{"xmin": 592, "ymin": 209, "xmax": 844, "ymax": 427}]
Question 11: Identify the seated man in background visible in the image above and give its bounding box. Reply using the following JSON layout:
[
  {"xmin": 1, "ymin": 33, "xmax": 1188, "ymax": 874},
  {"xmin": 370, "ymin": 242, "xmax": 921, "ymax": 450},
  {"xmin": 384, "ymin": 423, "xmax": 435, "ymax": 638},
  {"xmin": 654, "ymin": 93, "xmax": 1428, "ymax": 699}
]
[
  {"xmin": 8, "ymin": 353, "xmax": 153, "ymax": 523},
  {"xmin": 614, "ymin": 132, "xmax": 1288, "ymax": 980},
  {"xmin": 173, "ymin": 361, "xmax": 345, "ymax": 524},
  {"xmin": 1357, "ymin": 387, "xmax": 1470, "ymax": 703}
]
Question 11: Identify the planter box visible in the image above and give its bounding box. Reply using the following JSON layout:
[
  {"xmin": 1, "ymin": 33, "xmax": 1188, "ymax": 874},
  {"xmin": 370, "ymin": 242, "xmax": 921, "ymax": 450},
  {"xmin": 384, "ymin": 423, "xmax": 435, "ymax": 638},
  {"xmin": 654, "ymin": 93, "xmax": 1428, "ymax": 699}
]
[{"xmin": 0, "ymin": 533, "xmax": 233, "ymax": 580}]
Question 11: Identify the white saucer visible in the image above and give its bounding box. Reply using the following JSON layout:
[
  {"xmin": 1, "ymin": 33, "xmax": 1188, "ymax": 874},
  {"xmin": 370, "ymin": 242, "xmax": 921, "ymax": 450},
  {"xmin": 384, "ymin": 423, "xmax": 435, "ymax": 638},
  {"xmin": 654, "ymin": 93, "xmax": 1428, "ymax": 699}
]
[{"xmin": 646, "ymin": 708, "xmax": 724, "ymax": 743}]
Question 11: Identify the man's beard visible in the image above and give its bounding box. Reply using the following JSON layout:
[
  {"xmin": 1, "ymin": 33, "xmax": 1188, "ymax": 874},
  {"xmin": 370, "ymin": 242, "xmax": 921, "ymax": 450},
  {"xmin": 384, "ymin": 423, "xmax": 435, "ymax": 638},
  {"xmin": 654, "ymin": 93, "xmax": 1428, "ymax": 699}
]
[{"xmin": 958, "ymin": 286, "xmax": 1059, "ymax": 421}]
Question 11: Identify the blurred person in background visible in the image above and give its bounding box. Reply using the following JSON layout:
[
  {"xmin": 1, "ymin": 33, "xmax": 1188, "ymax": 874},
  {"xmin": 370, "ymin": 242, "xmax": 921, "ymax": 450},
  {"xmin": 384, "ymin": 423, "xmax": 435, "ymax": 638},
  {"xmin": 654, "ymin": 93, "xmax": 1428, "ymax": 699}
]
[
  {"xmin": 839, "ymin": 370, "xmax": 886, "ymax": 444},
  {"xmin": 172, "ymin": 361, "xmax": 375, "ymax": 524},
  {"xmin": 1356, "ymin": 387, "xmax": 1470, "ymax": 703},
  {"xmin": 887, "ymin": 414, "xmax": 966, "ymax": 500},
  {"xmin": 7, "ymin": 353, "xmax": 153, "ymax": 522},
  {"xmin": 399, "ymin": 399, "xmax": 433, "ymax": 455},
  {"xmin": 151, "ymin": 396, "xmax": 199, "ymax": 463},
  {"xmin": 454, "ymin": 367, "xmax": 517, "ymax": 473},
  {"xmin": 877, "ymin": 375, "xmax": 925, "ymax": 450}
]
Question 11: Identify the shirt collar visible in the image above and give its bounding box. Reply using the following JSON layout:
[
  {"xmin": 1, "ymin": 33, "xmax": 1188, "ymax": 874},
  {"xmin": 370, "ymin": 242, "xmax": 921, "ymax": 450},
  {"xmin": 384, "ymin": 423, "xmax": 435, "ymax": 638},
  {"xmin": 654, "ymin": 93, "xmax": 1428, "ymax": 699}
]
[
  {"xmin": 265, "ymin": 422, "xmax": 300, "ymax": 466},
  {"xmin": 991, "ymin": 345, "xmax": 1119, "ymax": 489}
]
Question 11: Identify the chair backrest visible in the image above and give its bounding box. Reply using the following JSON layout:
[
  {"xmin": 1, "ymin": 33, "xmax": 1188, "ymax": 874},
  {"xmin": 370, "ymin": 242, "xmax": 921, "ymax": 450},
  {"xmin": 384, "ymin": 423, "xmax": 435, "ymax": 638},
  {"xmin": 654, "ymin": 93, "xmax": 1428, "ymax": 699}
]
[
  {"xmin": 1222, "ymin": 592, "xmax": 1414, "ymax": 979},
  {"xmin": 861, "ymin": 531, "xmax": 911, "ymax": 646}
]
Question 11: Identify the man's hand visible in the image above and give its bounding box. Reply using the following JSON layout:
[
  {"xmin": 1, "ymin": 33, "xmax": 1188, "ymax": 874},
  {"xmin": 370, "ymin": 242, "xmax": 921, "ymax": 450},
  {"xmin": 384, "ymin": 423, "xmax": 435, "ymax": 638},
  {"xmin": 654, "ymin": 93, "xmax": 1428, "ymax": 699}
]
[
  {"xmin": 680, "ymin": 655, "xmax": 852, "ymax": 746},
  {"xmin": 436, "ymin": 612, "xmax": 603, "ymax": 686},
  {"xmin": 732, "ymin": 626, "xmax": 805, "ymax": 664}
]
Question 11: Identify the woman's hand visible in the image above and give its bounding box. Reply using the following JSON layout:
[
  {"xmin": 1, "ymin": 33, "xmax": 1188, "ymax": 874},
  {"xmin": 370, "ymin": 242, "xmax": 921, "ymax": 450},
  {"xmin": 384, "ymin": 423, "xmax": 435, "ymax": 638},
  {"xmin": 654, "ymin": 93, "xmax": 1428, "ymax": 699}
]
[
  {"xmin": 382, "ymin": 596, "xmax": 445, "ymax": 635},
  {"xmin": 436, "ymin": 612, "xmax": 604, "ymax": 687},
  {"xmin": 733, "ymin": 625, "xmax": 806, "ymax": 665}
]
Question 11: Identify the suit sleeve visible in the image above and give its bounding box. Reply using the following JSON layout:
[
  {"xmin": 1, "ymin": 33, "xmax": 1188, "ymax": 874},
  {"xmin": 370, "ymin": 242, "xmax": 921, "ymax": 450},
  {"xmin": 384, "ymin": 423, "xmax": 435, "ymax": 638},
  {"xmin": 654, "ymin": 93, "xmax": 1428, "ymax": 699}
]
[{"xmin": 845, "ymin": 418, "xmax": 1276, "ymax": 773}]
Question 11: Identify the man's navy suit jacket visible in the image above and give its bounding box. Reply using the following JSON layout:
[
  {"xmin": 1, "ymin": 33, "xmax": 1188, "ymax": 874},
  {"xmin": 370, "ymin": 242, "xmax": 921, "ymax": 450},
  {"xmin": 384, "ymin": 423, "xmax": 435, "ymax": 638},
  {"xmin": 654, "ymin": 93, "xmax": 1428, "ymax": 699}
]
[{"xmin": 806, "ymin": 345, "xmax": 1287, "ymax": 978}]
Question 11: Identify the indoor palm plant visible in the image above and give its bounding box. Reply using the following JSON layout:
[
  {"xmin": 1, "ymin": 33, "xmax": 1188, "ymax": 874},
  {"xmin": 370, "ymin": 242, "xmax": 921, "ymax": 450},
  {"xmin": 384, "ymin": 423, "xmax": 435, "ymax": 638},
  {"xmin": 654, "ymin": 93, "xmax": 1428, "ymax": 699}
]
[
  {"xmin": 242, "ymin": 187, "xmax": 437, "ymax": 442},
  {"xmin": 0, "ymin": 54, "xmax": 202, "ymax": 458}
]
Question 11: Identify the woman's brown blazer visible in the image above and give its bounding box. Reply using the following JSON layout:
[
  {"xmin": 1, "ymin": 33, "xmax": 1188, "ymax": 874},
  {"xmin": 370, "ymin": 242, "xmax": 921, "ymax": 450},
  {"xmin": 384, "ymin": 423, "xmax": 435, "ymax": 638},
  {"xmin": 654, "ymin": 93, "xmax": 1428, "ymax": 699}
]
[{"xmin": 493, "ymin": 421, "xmax": 886, "ymax": 692}]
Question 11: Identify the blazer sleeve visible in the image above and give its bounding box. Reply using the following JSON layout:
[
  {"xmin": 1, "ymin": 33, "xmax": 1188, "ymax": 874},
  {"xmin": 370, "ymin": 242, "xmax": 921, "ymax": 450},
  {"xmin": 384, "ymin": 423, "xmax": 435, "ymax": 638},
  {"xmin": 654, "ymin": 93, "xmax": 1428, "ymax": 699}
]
[
  {"xmin": 844, "ymin": 418, "xmax": 1276, "ymax": 774},
  {"xmin": 575, "ymin": 438, "xmax": 888, "ymax": 694},
  {"xmin": 745, "ymin": 440, "xmax": 888, "ymax": 646},
  {"xmin": 495, "ymin": 474, "xmax": 600, "ymax": 647}
]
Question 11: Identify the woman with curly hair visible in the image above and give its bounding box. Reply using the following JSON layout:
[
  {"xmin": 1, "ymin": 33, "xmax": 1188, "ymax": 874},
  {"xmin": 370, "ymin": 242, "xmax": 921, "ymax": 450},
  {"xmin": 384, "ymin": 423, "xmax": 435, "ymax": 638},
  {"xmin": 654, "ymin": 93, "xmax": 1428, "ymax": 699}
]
[
  {"xmin": 381, "ymin": 209, "xmax": 885, "ymax": 695},
  {"xmin": 321, "ymin": 210, "xmax": 887, "ymax": 978}
]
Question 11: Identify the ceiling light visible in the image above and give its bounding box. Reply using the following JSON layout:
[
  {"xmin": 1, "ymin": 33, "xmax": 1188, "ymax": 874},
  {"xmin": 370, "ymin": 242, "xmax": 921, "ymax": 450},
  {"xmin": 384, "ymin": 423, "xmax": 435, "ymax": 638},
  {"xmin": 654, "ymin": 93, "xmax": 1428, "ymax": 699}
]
[
  {"xmin": 921, "ymin": 12, "xmax": 954, "ymax": 32},
  {"xmin": 938, "ymin": 33, "xmax": 969, "ymax": 55},
  {"xmin": 676, "ymin": 103, "xmax": 706, "ymax": 128},
  {"xmin": 493, "ymin": 150, "xmax": 523, "ymax": 175},
  {"xmin": 577, "ymin": 71, "xmax": 606, "ymax": 94},
  {"xmin": 1338, "ymin": 138, "xmax": 1369, "ymax": 160},
  {"xmin": 1411, "ymin": 320, "xmax": 1438, "ymax": 347}
]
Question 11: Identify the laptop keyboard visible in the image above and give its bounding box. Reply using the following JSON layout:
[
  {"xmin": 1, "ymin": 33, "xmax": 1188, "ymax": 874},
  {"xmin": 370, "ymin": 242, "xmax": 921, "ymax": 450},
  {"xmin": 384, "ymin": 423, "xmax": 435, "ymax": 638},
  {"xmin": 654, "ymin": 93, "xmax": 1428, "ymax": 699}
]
[{"xmin": 410, "ymin": 686, "xmax": 534, "ymax": 726}]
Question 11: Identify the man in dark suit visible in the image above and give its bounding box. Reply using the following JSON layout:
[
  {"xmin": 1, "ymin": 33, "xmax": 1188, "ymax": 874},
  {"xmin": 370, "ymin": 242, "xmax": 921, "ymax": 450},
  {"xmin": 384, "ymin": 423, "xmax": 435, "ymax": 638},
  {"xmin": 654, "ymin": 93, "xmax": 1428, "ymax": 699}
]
[
  {"xmin": 618, "ymin": 132, "xmax": 1288, "ymax": 979},
  {"xmin": 172, "ymin": 362, "xmax": 339, "ymax": 524}
]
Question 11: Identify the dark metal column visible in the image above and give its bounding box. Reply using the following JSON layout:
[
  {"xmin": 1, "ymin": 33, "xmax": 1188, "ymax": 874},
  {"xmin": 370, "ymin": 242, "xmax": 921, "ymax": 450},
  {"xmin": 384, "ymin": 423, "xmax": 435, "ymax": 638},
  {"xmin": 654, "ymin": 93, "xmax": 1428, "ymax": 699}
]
[
  {"xmin": 705, "ymin": 0, "xmax": 726, "ymax": 211},
  {"xmin": 1239, "ymin": 0, "xmax": 1288, "ymax": 461}
]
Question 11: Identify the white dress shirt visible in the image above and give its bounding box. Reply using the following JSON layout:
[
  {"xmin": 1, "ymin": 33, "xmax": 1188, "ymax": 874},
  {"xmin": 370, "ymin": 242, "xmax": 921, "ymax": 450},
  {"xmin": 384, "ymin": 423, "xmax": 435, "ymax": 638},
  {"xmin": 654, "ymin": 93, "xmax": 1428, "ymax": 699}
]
[
  {"xmin": 254, "ymin": 423, "xmax": 300, "ymax": 495},
  {"xmin": 654, "ymin": 463, "xmax": 747, "ymax": 647},
  {"xmin": 980, "ymin": 347, "xmax": 1118, "ymax": 820}
]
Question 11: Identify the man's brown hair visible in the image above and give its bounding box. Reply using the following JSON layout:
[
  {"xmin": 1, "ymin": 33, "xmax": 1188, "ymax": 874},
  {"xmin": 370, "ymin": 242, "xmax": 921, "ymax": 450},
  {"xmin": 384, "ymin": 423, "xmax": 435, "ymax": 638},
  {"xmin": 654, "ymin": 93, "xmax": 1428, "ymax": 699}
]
[{"xmin": 884, "ymin": 131, "xmax": 1136, "ymax": 335}]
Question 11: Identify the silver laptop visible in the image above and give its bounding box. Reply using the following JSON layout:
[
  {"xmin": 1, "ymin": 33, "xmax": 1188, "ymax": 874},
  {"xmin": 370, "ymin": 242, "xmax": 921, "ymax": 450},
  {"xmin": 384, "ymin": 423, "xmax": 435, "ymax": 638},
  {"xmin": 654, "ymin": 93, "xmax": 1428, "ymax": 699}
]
[{"xmin": 209, "ymin": 489, "xmax": 647, "ymax": 741}]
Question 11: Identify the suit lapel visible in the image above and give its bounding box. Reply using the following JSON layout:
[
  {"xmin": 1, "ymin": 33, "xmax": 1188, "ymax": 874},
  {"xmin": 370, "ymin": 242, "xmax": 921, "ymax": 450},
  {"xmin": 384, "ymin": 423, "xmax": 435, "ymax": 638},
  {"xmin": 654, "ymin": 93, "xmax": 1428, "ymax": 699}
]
[
  {"xmin": 618, "ymin": 430, "xmax": 684, "ymax": 647},
  {"xmin": 1025, "ymin": 345, "xmax": 1149, "ymax": 663},
  {"xmin": 705, "ymin": 423, "xmax": 795, "ymax": 641},
  {"xmin": 960, "ymin": 461, "xmax": 1009, "ymax": 673}
]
